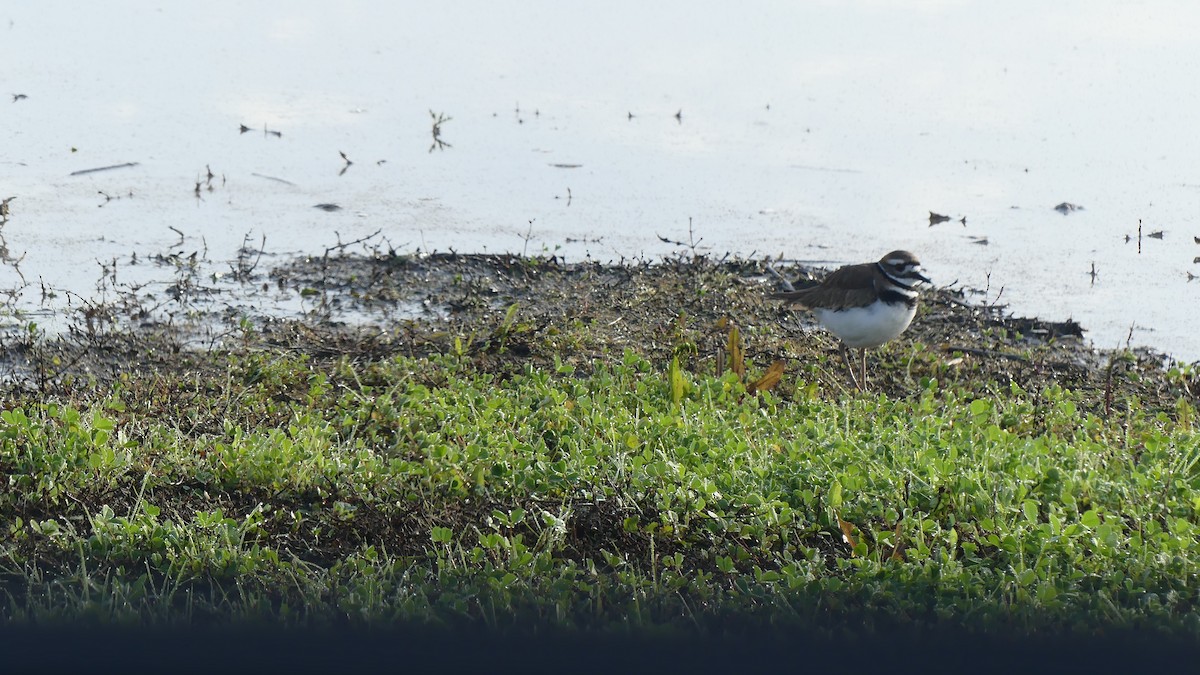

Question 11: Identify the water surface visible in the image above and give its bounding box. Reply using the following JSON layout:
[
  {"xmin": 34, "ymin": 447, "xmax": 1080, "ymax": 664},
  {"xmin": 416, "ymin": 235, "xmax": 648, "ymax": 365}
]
[{"xmin": 3, "ymin": 1, "xmax": 1199, "ymax": 358}]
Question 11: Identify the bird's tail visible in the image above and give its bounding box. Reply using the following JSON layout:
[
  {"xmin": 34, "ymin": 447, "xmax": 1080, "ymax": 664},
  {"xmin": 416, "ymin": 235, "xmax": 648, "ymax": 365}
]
[{"xmin": 765, "ymin": 263, "xmax": 819, "ymax": 305}]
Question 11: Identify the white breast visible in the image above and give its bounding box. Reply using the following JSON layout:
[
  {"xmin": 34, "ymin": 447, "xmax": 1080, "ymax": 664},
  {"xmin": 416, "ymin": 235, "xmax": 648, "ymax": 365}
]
[{"xmin": 812, "ymin": 301, "xmax": 917, "ymax": 349}]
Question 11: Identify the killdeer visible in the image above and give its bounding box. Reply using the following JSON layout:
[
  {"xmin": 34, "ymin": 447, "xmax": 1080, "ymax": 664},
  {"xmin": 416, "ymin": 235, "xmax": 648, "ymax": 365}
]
[{"xmin": 774, "ymin": 250, "xmax": 931, "ymax": 388}]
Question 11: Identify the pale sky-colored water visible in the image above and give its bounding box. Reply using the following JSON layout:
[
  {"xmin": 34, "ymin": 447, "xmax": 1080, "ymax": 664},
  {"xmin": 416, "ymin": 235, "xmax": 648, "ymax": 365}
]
[{"xmin": 3, "ymin": 1, "xmax": 1199, "ymax": 359}]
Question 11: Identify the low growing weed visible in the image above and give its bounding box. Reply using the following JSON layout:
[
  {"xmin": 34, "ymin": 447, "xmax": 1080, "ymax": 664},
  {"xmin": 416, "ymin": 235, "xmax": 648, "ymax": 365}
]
[{"xmin": 1, "ymin": 349, "xmax": 1198, "ymax": 636}]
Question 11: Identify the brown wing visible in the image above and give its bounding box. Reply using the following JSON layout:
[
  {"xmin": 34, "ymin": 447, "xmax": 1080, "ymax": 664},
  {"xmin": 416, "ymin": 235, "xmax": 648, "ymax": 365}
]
[{"xmin": 773, "ymin": 262, "xmax": 879, "ymax": 310}]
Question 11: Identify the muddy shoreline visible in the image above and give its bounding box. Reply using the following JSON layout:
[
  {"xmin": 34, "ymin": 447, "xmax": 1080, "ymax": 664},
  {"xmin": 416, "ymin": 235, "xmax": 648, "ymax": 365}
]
[{"xmin": 1, "ymin": 251, "xmax": 1193, "ymax": 413}]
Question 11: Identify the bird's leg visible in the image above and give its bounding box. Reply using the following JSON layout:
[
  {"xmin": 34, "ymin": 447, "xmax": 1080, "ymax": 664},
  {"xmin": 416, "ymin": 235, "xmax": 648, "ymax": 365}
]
[
  {"xmin": 841, "ymin": 344, "xmax": 862, "ymax": 390},
  {"xmin": 859, "ymin": 348, "xmax": 868, "ymax": 389}
]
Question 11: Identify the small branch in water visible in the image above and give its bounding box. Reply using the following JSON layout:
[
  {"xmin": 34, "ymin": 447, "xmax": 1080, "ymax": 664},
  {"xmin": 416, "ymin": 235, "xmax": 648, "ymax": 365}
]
[
  {"xmin": 251, "ymin": 173, "xmax": 296, "ymax": 186},
  {"xmin": 97, "ymin": 190, "xmax": 133, "ymax": 207},
  {"xmin": 69, "ymin": 162, "xmax": 139, "ymax": 176},
  {"xmin": 656, "ymin": 217, "xmax": 705, "ymax": 258}
]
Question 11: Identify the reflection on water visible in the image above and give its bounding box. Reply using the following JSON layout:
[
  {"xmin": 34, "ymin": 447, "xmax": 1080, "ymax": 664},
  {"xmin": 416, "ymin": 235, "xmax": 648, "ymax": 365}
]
[{"xmin": 2, "ymin": 1, "xmax": 1198, "ymax": 359}]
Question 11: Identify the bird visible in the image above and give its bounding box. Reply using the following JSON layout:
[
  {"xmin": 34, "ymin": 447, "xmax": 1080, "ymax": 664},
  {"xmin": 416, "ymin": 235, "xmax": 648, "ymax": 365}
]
[{"xmin": 774, "ymin": 250, "xmax": 931, "ymax": 388}]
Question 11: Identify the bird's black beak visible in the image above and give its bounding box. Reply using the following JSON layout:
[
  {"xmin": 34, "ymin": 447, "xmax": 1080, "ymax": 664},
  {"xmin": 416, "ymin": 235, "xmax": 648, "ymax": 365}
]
[{"xmin": 914, "ymin": 269, "xmax": 931, "ymax": 284}]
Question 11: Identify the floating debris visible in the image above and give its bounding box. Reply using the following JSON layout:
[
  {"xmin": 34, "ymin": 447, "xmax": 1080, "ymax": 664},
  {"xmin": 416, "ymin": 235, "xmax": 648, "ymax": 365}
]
[
  {"xmin": 313, "ymin": 203, "xmax": 342, "ymax": 212},
  {"xmin": 929, "ymin": 211, "xmax": 951, "ymax": 226},
  {"xmin": 97, "ymin": 190, "xmax": 133, "ymax": 207},
  {"xmin": 193, "ymin": 164, "xmax": 223, "ymax": 196},
  {"xmin": 69, "ymin": 162, "xmax": 139, "ymax": 176},
  {"xmin": 1148, "ymin": 230, "xmax": 1164, "ymax": 239},
  {"xmin": 429, "ymin": 110, "xmax": 452, "ymax": 152},
  {"xmin": 237, "ymin": 122, "xmax": 282, "ymax": 137},
  {"xmin": 969, "ymin": 236, "xmax": 989, "ymax": 245},
  {"xmin": 550, "ymin": 163, "xmax": 582, "ymax": 169},
  {"xmin": 1054, "ymin": 202, "xmax": 1083, "ymax": 214},
  {"xmin": 12, "ymin": 93, "xmax": 27, "ymax": 103},
  {"xmin": 251, "ymin": 173, "xmax": 296, "ymax": 186}
]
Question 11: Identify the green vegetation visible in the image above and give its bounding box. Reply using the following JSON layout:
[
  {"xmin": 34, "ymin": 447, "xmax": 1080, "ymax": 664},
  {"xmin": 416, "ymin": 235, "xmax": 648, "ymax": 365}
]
[{"xmin": 2, "ymin": 345, "xmax": 1199, "ymax": 637}]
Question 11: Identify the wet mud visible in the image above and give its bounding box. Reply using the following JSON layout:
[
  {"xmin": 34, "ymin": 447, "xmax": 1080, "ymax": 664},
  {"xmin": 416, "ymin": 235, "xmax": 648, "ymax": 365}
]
[{"xmin": 3, "ymin": 250, "xmax": 1193, "ymax": 413}]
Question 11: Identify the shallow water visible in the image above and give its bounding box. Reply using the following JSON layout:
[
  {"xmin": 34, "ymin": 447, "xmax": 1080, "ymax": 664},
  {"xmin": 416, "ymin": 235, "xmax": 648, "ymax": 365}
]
[{"xmin": 3, "ymin": 1, "xmax": 1199, "ymax": 359}]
